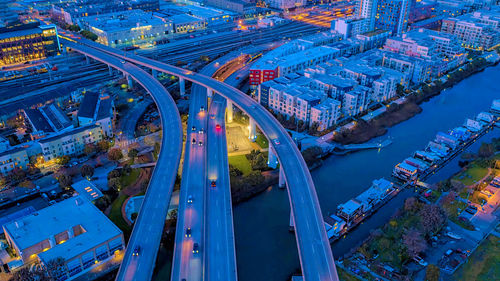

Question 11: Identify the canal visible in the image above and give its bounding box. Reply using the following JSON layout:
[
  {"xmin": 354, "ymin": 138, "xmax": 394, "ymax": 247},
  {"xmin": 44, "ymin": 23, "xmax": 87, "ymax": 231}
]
[{"xmin": 233, "ymin": 64, "xmax": 500, "ymax": 281}]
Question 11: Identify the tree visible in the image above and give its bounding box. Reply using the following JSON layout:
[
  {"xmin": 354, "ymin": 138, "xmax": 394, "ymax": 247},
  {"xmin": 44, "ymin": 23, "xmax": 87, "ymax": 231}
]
[
  {"xmin": 425, "ymin": 264, "xmax": 440, "ymax": 281},
  {"xmin": 58, "ymin": 155, "xmax": 71, "ymax": 165},
  {"xmin": 80, "ymin": 164, "xmax": 95, "ymax": 179},
  {"xmin": 84, "ymin": 143, "xmax": 97, "ymax": 155},
  {"xmin": 44, "ymin": 257, "xmax": 67, "ymax": 280},
  {"xmin": 128, "ymin": 148, "xmax": 139, "ymax": 159},
  {"xmin": 108, "ymin": 177, "xmax": 122, "ymax": 192},
  {"xmin": 108, "ymin": 169, "xmax": 121, "ymax": 179},
  {"xmin": 168, "ymin": 208, "xmax": 178, "ymax": 221},
  {"xmin": 419, "ymin": 204, "xmax": 446, "ymax": 235},
  {"xmin": 58, "ymin": 174, "xmax": 73, "ymax": 188},
  {"xmin": 396, "ymin": 83, "xmax": 405, "ymax": 96},
  {"xmin": 8, "ymin": 167, "xmax": 26, "ymax": 182},
  {"xmin": 80, "ymin": 30, "xmax": 98, "ymax": 41},
  {"xmin": 478, "ymin": 142, "xmax": 494, "ymax": 158},
  {"xmin": 308, "ymin": 122, "xmax": 319, "ymax": 135},
  {"xmin": 404, "ymin": 197, "xmax": 420, "ymax": 213},
  {"xmin": 97, "ymin": 140, "xmax": 110, "ymax": 152},
  {"xmin": 301, "ymin": 146, "xmax": 323, "ymax": 166},
  {"xmin": 402, "ymin": 229, "xmax": 427, "ymax": 258},
  {"xmin": 108, "ymin": 148, "xmax": 123, "ymax": 161},
  {"xmin": 131, "ymin": 212, "xmax": 138, "ymax": 222},
  {"xmin": 229, "ymin": 165, "xmax": 243, "ymax": 177}
]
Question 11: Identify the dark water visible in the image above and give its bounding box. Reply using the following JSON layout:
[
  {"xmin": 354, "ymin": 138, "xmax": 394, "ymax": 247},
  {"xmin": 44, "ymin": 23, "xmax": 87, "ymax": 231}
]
[{"xmin": 233, "ymin": 65, "xmax": 500, "ymax": 281}]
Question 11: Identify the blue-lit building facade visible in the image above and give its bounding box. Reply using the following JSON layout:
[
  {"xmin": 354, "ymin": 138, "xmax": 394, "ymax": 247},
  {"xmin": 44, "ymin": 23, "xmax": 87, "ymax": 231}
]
[{"xmin": 375, "ymin": 0, "xmax": 410, "ymax": 35}]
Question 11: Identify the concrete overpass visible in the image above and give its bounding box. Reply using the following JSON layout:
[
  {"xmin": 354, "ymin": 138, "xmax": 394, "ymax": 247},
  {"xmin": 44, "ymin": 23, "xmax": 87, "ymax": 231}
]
[
  {"xmin": 63, "ymin": 40, "xmax": 183, "ymax": 281},
  {"xmin": 63, "ymin": 38, "xmax": 338, "ymax": 281}
]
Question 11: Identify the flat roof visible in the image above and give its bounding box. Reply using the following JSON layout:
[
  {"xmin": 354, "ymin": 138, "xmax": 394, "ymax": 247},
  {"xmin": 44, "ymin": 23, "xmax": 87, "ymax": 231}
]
[
  {"xmin": 3, "ymin": 197, "xmax": 122, "ymax": 262},
  {"xmin": 339, "ymin": 199, "xmax": 361, "ymax": 215},
  {"xmin": 38, "ymin": 124, "xmax": 100, "ymax": 144},
  {"xmin": 78, "ymin": 92, "xmax": 99, "ymax": 119},
  {"xmin": 72, "ymin": 180, "xmax": 103, "ymax": 201}
]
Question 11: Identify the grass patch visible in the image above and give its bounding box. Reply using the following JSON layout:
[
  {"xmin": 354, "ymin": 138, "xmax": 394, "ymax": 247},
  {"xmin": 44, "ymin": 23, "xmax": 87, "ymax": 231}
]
[
  {"xmin": 228, "ymin": 155, "xmax": 252, "ymax": 176},
  {"xmin": 454, "ymin": 164, "xmax": 488, "ymax": 186},
  {"xmin": 109, "ymin": 195, "xmax": 131, "ymax": 237},
  {"xmin": 453, "ymin": 235, "xmax": 500, "ymax": 281},
  {"xmin": 337, "ymin": 266, "xmax": 361, "ymax": 281},
  {"xmin": 121, "ymin": 168, "xmax": 140, "ymax": 187},
  {"xmin": 255, "ymin": 134, "xmax": 269, "ymax": 149}
]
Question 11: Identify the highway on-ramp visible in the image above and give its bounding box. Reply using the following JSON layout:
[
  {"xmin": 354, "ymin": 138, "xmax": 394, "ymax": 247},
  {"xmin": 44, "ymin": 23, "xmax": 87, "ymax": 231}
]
[
  {"xmin": 62, "ymin": 40, "xmax": 183, "ymax": 281},
  {"xmin": 70, "ymin": 38, "xmax": 338, "ymax": 281}
]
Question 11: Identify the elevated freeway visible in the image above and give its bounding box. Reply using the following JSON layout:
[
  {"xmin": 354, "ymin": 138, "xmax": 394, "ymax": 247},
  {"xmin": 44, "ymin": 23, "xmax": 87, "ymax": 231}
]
[
  {"xmin": 64, "ymin": 38, "xmax": 338, "ymax": 281},
  {"xmin": 62, "ymin": 40, "xmax": 183, "ymax": 281}
]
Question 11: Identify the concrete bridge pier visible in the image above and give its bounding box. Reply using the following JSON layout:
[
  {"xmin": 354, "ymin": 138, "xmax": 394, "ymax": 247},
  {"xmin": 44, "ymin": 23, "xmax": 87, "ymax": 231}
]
[
  {"xmin": 289, "ymin": 209, "xmax": 295, "ymax": 231},
  {"xmin": 279, "ymin": 165, "xmax": 286, "ymax": 188},
  {"xmin": 126, "ymin": 75, "xmax": 133, "ymax": 89},
  {"xmin": 85, "ymin": 55, "xmax": 90, "ymax": 64},
  {"xmin": 226, "ymin": 100, "xmax": 233, "ymax": 123},
  {"xmin": 207, "ymin": 87, "xmax": 213, "ymax": 98},
  {"xmin": 179, "ymin": 77, "xmax": 185, "ymax": 96},
  {"xmin": 152, "ymin": 69, "xmax": 158, "ymax": 78},
  {"xmin": 248, "ymin": 118, "xmax": 256, "ymax": 142},
  {"xmin": 108, "ymin": 65, "xmax": 113, "ymax": 76},
  {"xmin": 267, "ymin": 146, "xmax": 278, "ymax": 169}
]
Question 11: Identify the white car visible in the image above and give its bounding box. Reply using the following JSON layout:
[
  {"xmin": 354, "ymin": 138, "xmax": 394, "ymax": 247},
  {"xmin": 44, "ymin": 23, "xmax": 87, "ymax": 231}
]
[
  {"xmin": 413, "ymin": 256, "xmax": 428, "ymax": 267},
  {"xmin": 446, "ymin": 232, "xmax": 462, "ymax": 240}
]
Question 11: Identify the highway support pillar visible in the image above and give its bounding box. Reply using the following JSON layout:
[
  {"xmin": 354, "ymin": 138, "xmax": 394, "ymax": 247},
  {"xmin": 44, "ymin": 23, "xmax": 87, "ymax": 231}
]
[
  {"xmin": 108, "ymin": 65, "xmax": 113, "ymax": 76},
  {"xmin": 207, "ymin": 87, "xmax": 213, "ymax": 98},
  {"xmin": 179, "ymin": 77, "xmax": 185, "ymax": 96},
  {"xmin": 279, "ymin": 165, "xmax": 286, "ymax": 189},
  {"xmin": 226, "ymin": 100, "xmax": 233, "ymax": 123},
  {"xmin": 289, "ymin": 210, "xmax": 295, "ymax": 232},
  {"xmin": 127, "ymin": 75, "xmax": 133, "ymax": 89},
  {"xmin": 248, "ymin": 118, "xmax": 256, "ymax": 142},
  {"xmin": 267, "ymin": 146, "xmax": 278, "ymax": 169},
  {"xmin": 152, "ymin": 69, "xmax": 157, "ymax": 78},
  {"xmin": 85, "ymin": 55, "xmax": 90, "ymax": 65}
]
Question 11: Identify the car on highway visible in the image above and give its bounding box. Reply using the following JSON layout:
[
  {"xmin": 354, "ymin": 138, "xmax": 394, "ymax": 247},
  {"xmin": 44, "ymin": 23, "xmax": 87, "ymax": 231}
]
[
  {"xmin": 120, "ymin": 60, "xmax": 126, "ymax": 64},
  {"xmin": 215, "ymin": 124, "xmax": 221, "ymax": 131},
  {"xmin": 192, "ymin": 243, "xmax": 199, "ymax": 254},
  {"xmin": 200, "ymin": 106, "xmax": 205, "ymax": 112},
  {"xmin": 187, "ymin": 195, "xmax": 193, "ymax": 204},
  {"xmin": 185, "ymin": 228, "xmax": 192, "ymax": 238},
  {"xmin": 199, "ymin": 128, "xmax": 204, "ymax": 134},
  {"xmin": 273, "ymin": 139, "xmax": 280, "ymax": 145},
  {"xmin": 210, "ymin": 114, "xmax": 215, "ymax": 119},
  {"xmin": 191, "ymin": 126, "xmax": 196, "ymax": 131},
  {"xmin": 211, "ymin": 180, "xmax": 216, "ymax": 188},
  {"xmin": 198, "ymin": 141, "xmax": 203, "ymax": 146},
  {"xmin": 132, "ymin": 246, "xmax": 141, "ymax": 256},
  {"xmin": 191, "ymin": 138, "xmax": 196, "ymax": 145}
]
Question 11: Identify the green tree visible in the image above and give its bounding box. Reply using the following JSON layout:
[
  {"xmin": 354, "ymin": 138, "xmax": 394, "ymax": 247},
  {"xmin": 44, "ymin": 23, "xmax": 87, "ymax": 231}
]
[
  {"xmin": 301, "ymin": 146, "xmax": 323, "ymax": 166},
  {"xmin": 58, "ymin": 155, "xmax": 71, "ymax": 165},
  {"xmin": 108, "ymin": 148, "xmax": 123, "ymax": 161},
  {"xmin": 108, "ymin": 177, "xmax": 122, "ymax": 192},
  {"xmin": 425, "ymin": 264, "xmax": 440, "ymax": 281},
  {"xmin": 84, "ymin": 143, "xmax": 97, "ymax": 155},
  {"xmin": 58, "ymin": 174, "xmax": 73, "ymax": 188},
  {"xmin": 478, "ymin": 142, "xmax": 494, "ymax": 158},
  {"xmin": 97, "ymin": 140, "xmax": 110, "ymax": 151},
  {"xmin": 128, "ymin": 148, "xmax": 139, "ymax": 159},
  {"xmin": 80, "ymin": 164, "xmax": 95, "ymax": 179}
]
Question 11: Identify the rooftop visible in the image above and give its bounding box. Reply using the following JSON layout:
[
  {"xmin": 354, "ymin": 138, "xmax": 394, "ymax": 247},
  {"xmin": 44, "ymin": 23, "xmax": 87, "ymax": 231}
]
[
  {"xmin": 71, "ymin": 180, "xmax": 103, "ymax": 202},
  {"xmin": 85, "ymin": 10, "xmax": 168, "ymax": 33},
  {"xmin": 3, "ymin": 197, "xmax": 122, "ymax": 262},
  {"xmin": 39, "ymin": 124, "xmax": 100, "ymax": 144}
]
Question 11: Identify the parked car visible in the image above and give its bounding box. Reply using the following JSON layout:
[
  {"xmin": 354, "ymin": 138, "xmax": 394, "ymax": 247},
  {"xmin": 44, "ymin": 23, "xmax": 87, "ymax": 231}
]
[
  {"xmin": 446, "ymin": 232, "xmax": 462, "ymax": 240},
  {"xmin": 413, "ymin": 256, "xmax": 428, "ymax": 266}
]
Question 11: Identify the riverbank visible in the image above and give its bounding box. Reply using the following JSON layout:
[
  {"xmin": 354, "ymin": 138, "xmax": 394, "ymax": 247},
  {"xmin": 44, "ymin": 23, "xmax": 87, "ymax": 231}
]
[{"xmin": 333, "ymin": 56, "xmax": 496, "ymax": 145}]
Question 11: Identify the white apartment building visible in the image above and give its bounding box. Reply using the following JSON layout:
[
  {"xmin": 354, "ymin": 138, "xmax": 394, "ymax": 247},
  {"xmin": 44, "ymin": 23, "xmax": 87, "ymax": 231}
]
[
  {"xmin": 0, "ymin": 147, "xmax": 29, "ymax": 175},
  {"xmin": 309, "ymin": 98, "xmax": 342, "ymax": 131},
  {"xmin": 342, "ymin": 87, "xmax": 370, "ymax": 116},
  {"xmin": 264, "ymin": 0, "xmax": 306, "ymax": 10},
  {"xmin": 39, "ymin": 124, "xmax": 103, "ymax": 161}
]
